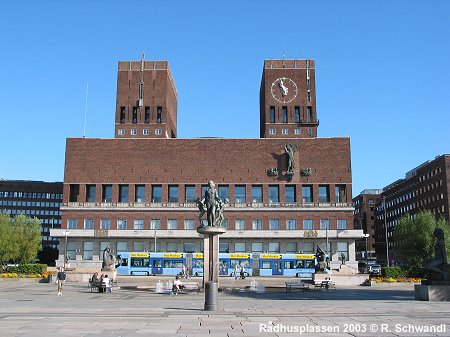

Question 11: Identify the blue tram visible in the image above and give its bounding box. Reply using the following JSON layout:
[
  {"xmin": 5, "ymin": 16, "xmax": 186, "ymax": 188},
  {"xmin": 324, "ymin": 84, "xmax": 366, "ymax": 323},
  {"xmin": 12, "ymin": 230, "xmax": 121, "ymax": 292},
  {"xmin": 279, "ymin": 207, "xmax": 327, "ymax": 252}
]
[
  {"xmin": 258, "ymin": 253, "xmax": 316, "ymax": 278},
  {"xmin": 116, "ymin": 252, "xmax": 186, "ymax": 276}
]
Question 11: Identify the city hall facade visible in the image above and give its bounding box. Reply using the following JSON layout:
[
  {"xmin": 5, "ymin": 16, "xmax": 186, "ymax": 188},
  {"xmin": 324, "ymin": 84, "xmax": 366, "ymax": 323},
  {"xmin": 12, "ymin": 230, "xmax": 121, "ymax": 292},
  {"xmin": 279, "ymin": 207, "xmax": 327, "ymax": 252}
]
[{"xmin": 51, "ymin": 58, "xmax": 362, "ymax": 271}]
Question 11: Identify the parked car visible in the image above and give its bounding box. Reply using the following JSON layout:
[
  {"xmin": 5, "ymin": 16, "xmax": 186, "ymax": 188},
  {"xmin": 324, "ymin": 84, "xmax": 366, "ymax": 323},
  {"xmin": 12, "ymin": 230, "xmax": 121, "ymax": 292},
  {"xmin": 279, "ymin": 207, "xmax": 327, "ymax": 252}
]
[{"xmin": 369, "ymin": 264, "xmax": 382, "ymax": 276}]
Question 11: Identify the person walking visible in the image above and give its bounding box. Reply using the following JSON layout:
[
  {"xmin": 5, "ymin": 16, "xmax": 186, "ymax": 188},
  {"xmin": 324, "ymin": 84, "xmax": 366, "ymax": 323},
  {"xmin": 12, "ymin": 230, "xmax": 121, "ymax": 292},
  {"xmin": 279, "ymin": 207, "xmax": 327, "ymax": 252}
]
[
  {"xmin": 234, "ymin": 264, "xmax": 239, "ymax": 280},
  {"xmin": 240, "ymin": 265, "xmax": 246, "ymax": 280},
  {"xmin": 56, "ymin": 267, "xmax": 66, "ymax": 296}
]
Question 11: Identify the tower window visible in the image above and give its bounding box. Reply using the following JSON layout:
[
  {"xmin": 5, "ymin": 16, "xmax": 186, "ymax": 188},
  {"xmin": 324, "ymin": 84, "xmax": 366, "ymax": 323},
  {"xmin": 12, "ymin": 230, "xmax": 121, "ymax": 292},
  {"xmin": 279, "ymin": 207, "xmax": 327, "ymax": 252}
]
[
  {"xmin": 307, "ymin": 107, "xmax": 312, "ymax": 122},
  {"xmin": 132, "ymin": 107, "xmax": 138, "ymax": 124},
  {"xmin": 282, "ymin": 106, "xmax": 288, "ymax": 123},
  {"xmin": 294, "ymin": 128, "xmax": 301, "ymax": 135},
  {"xmin": 86, "ymin": 185, "xmax": 96, "ymax": 203},
  {"xmin": 295, "ymin": 106, "xmax": 300, "ymax": 123},
  {"xmin": 120, "ymin": 107, "xmax": 126, "ymax": 124},
  {"xmin": 157, "ymin": 106, "xmax": 162, "ymax": 124},
  {"xmin": 144, "ymin": 107, "xmax": 150, "ymax": 124},
  {"xmin": 139, "ymin": 82, "xmax": 144, "ymax": 99},
  {"xmin": 269, "ymin": 128, "xmax": 276, "ymax": 135},
  {"xmin": 118, "ymin": 129, "xmax": 125, "ymax": 135},
  {"xmin": 131, "ymin": 129, "xmax": 137, "ymax": 135},
  {"xmin": 282, "ymin": 129, "xmax": 288, "ymax": 135},
  {"xmin": 308, "ymin": 128, "xmax": 313, "ymax": 138},
  {"xmin": 135, "ymin": 185, "xmax": 145, "ymax": 202},
  {"xmin": 270, "ymin": 106, "xmax": 275, "ymax": 123},
  {"xmin": 319, "ymin": 185, "xmax": 330, "ymax": 203},
  {"xmin": 102, "ymin": 185, "xmax": 112, "ymax": 203}
]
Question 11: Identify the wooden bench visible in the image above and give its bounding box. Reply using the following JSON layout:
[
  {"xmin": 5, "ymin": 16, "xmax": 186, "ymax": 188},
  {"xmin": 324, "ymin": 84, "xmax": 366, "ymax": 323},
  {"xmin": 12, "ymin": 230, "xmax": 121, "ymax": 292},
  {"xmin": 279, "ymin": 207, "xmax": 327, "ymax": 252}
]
[
  {"xmin": 173, "ymin": 282, "xmax": 200, "ymax": 294},
  {"xmin": 89, "ymin": 278, "xmax": 113, "ymax": 293},
  {"xmin": 314, "ymin": 280, "xmax": 336, "ymax": 291},
  {"xmin": 285, "ymin": 282, "xmax": 310, "ymax": 293}
]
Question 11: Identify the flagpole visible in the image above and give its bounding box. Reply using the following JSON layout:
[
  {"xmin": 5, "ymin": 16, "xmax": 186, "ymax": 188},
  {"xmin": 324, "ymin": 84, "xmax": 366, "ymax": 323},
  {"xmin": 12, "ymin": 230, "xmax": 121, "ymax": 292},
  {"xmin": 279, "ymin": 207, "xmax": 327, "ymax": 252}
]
[{"xmin": 83, "ymin": 83, "xmax": 88, "ymax": 138}]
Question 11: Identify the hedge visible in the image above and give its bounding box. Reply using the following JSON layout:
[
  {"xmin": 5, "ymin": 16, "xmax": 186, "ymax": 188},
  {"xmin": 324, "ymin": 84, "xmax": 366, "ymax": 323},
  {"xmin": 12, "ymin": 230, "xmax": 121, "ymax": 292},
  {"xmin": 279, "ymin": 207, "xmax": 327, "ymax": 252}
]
[
  {"xmin": 382, "ymin": 266, "xmax": 408, "ymax": 278},
  {"xmin": 6, "ymin": 264, "xmax": 47, "ymax": 275}
]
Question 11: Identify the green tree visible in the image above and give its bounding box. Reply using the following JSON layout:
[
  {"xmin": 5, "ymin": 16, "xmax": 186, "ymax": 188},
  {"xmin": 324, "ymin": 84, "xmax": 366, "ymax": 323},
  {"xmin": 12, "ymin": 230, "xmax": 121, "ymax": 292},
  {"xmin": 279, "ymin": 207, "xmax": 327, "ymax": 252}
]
[
  {"xmin": 0, "ymin": 213, "xmax": 14, "ymax": 270},
  {"xmin": 394, "ymin": 210, "xmax": 450, "ymax": 275},
  {"xmin": 0, "ymin": 214, "xmax": 42, "ymax": 268},
  {"xmin": 11, "ymin": 214, "xmax": 42, "ymax": 264}
]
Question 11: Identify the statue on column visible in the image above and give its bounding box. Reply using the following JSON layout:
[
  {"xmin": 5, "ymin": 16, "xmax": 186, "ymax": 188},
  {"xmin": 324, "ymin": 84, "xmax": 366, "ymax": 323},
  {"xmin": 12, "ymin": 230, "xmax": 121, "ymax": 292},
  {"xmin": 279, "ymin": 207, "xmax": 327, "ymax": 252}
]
[
  {"xmin": 197, "ymin": 180, "xmax": 228, "ymax": 227},
  {"xmin": 101, "ymin": 246, "xmax": 116, "ymax": 272}
]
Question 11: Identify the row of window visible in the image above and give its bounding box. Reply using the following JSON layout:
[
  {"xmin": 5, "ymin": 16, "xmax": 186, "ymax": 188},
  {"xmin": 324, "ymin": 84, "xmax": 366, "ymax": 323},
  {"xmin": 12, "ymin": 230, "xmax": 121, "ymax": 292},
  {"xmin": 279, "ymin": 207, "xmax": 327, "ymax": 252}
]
[
  {"xmin": 0, "ymin": 192, "xmax": 62, "ymax": 199},
  {"xmin": 269, "ymin": 106, "xmax": 313, "ymax": 124},
  {"xmin": 418, "ymin": 166, "xmax": 442, "ymax": 182},
  {"xmin": 67, "ymin": 218, "xmax": 348, "ymax": 230},
  {"xmin": 119, "ymin": 106, "xmax": 162, "ymax": 124},
  {"xmin": 380, "ymin": 179, "xmax": 443, "ymax": 210},
  {"xmin": 268, "ymin": 128, "xmax": 313, "ymax": 137},
  {"xmin": 71, "ymin": 183, "xmax": 348, "ymax": 204},
  {"xmin": 377, "ymin": 202, "xmax": 446, "ymax": 222},
  {"xmin": 118, "ymin": 128, "xmax": 163, "ymax": 136},
  {"xmin": 0, "ymin": 201, "xmax": 62, "ymax": 208},
  {"xmin": 66, "ymin": 241, "xmax": 349, "ymax": 260},
  {"xmin": 1, "ymin": 208, "xmax": 62, "ymax": 217}
]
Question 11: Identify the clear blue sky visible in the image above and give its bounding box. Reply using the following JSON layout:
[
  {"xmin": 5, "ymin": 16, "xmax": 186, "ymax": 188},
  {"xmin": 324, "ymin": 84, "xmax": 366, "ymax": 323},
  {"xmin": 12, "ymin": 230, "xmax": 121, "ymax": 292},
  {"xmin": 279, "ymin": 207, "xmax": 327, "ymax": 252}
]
[{"xmin": 1, "ymin": 1, "xmax": 449, "ymax": 197}]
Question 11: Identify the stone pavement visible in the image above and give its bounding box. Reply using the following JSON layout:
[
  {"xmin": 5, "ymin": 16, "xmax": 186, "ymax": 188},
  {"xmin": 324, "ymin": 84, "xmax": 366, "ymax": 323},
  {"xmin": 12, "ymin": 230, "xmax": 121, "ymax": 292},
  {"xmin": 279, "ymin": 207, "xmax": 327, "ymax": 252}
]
[{"xmin": 0, "ymin": 281, "xmax": 449, "ymax": 337}]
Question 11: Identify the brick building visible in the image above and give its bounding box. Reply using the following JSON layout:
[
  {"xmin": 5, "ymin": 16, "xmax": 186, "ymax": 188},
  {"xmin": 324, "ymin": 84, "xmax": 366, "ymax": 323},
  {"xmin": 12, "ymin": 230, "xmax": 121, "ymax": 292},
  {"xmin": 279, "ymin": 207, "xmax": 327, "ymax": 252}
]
[
  {"xmin": 352, "ymin": 189, "xmax": 382, "ymax": 263},
  {"xmin": 51, "ymin": 57, "xmax": 362, "ymax": 271},
  {"xmin": 373, "ymin": 154, "xmax": 450, "ymax": 265}
]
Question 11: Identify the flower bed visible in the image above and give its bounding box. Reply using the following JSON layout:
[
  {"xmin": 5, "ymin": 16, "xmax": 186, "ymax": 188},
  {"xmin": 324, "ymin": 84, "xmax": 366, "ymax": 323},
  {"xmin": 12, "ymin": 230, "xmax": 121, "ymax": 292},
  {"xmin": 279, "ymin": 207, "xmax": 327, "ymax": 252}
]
[{"xmin": 370, "ymin": 276, "xmax": 421, "ymax": 283}]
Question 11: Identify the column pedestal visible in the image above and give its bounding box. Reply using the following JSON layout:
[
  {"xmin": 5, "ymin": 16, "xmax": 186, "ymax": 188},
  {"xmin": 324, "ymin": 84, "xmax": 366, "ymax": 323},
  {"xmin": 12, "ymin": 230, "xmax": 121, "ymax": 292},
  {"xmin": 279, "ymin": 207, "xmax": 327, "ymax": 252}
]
[{"xmin": 197, "ymin": 226, "xmax": 226, "ymax": 311}]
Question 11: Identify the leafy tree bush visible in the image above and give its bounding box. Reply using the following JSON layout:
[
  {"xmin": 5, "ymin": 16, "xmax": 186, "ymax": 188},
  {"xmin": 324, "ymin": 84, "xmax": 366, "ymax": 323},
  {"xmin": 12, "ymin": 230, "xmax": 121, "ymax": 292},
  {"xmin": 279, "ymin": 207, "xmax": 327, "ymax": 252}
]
[
  {"xmin": 394, "ymin": 210, "xmax": 450, "ymax": 277},
  {"xmin": 0, "ymin": 213, "xmax": 42, "ymax": 270},
  {"xmin": 382, "ymin": 266, "xmax": 408, "ymax": 278}
]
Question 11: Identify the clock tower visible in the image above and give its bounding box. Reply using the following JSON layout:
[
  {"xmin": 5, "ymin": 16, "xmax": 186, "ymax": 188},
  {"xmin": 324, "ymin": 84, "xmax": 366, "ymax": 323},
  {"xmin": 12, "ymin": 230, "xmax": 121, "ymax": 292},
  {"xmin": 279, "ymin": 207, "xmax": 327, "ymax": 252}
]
[{"xmin": 260, "ymin": 59, "xmax": 319, "ymax": 138}]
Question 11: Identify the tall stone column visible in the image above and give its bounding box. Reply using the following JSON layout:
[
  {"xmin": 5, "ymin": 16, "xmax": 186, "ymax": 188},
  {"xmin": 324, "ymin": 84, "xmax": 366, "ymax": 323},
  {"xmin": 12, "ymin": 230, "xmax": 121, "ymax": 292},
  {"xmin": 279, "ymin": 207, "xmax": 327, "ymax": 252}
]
[{"xmin": 197, "ymin": 226, "xmax": 226, "ymax": 311}]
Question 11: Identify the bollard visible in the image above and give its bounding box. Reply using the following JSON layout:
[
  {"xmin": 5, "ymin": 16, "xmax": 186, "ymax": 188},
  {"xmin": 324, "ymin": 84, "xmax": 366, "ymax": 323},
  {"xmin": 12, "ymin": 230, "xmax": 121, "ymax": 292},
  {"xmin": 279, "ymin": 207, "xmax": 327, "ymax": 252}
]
[{"xmin": 204, "ymin": 281, "xmax": 218, "ymax": 311}]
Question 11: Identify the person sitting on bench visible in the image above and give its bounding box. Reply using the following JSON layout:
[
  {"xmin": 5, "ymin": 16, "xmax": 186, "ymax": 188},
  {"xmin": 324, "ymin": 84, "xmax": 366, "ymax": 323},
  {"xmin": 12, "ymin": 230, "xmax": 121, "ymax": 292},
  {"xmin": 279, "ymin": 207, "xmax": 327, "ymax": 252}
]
[{"xmin": 172, "ymin": 275, "xmax": 184, "ymax": 294}]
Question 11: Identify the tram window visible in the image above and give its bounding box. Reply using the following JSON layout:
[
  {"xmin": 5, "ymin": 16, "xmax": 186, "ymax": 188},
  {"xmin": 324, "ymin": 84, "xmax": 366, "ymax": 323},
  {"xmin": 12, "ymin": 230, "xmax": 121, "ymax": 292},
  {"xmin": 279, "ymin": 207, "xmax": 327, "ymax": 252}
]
[
  {"xmin": 144, "ymin": 258, "xmax": 150, "ymax": 267},
  {"xmin": 174, "ymin": 260, "xmax": 183, "ymax": 268},
  {"xmin": 120, "ymin": 258, "xmax": 128, "ymax": 267},
  {"xmin": 230, "ymin": 259, "xmax": 240, "ymax": 267},
  {"xmin": 193, "ymin": 260, "xmax": 204, "ymax": 268},
  {"xmin": 295, "ymin": 260, "xmax": 303, "ymax": 268},
  {"xmin": 164, "ymin": 260, "xmax": 173, "ymax": 268},
  {"xmin": 131, "ymin": 257, "xmax": 149, "ymax": 267},
  {"xmin": 154, "ymin": 260, "xmax": 162, "ymax": 268},
  {"xmin": 305, "ymin": 260, "xmax": 315, "ymax": 268},
  {"xmin": 262, "ymin": 261, "xmax": 271, "ymax": 269},
  {"xmin": 284, "ymin": 261, "xmax": 294, "ymax": 269}
]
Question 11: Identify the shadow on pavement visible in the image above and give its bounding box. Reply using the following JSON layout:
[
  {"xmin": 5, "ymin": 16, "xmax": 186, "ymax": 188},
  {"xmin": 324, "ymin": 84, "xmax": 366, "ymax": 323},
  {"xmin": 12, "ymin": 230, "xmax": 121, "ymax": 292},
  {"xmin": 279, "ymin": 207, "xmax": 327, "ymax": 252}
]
[{"xmin": 220, "ymin": 287, "xmax": 415, "ymax": 301}]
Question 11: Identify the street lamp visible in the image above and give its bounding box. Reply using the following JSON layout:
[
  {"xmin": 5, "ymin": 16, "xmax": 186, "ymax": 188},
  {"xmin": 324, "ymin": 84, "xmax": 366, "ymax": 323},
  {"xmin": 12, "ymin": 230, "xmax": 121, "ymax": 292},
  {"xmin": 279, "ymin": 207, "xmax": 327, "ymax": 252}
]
[
  {"xmin": 154, "ymin": 227, "xmax": 157, "ymax": 253},
  {"xmin": 363, "ymin": 234, "xmax": 369, "ymax": 264},
  {"xmin": 383, "ymin": 196, "xmax": 389, "ymax": 267},
  {"xmin": 63, "ymin": 231, "xmax": 70, "ymax": 269}
]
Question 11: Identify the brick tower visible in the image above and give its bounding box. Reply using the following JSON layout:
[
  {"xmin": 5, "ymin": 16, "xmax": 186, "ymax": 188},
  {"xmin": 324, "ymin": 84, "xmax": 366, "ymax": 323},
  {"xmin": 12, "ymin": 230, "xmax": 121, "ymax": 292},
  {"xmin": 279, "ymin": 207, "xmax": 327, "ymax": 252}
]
[
  {"xmin": 260, "ymin": 59, "xmax": 319, "ymax": 138},
  {"xmin": 114, "ymin": 54, "xmax": 178, "ymax": 138}
]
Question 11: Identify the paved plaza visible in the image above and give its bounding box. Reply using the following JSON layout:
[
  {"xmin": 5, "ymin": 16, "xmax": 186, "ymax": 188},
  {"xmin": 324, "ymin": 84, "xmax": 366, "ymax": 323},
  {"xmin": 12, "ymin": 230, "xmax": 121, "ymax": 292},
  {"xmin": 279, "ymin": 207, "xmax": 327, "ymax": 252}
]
[{"xmin": 0, "ymin": 280, "xmax": 449, "ymax": 337}]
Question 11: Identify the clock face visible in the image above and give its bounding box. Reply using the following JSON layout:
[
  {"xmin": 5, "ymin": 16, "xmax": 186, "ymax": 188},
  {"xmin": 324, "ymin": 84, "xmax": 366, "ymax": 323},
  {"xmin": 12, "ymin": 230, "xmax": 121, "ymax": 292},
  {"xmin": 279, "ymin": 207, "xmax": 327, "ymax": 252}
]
[{"xmin": 271, "ymin": 77, "xmax": 298, "ymax": 103}]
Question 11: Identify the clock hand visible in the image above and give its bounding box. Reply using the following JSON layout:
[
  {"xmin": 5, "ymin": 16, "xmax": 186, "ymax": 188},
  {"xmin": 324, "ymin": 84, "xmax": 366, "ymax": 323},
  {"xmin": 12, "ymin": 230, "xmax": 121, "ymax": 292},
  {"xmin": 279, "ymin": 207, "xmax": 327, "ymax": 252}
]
[{"xmin": 278, "ymin": 79, "xmax": 288, "ymax": 96}]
